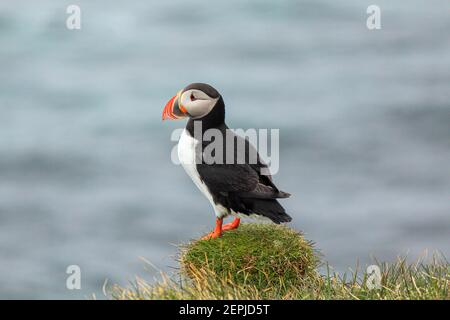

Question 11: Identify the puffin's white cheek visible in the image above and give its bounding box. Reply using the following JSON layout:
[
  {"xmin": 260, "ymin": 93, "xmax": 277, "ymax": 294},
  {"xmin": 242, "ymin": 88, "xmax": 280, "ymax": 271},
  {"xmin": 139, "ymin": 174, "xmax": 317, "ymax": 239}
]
[{"xmin": 186, "ymin": 101, "xmax": 214, "ymax": 117}]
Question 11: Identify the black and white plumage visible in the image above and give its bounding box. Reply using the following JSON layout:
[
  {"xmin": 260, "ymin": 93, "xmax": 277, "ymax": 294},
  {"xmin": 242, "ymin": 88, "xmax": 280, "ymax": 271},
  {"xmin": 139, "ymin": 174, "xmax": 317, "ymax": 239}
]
[{"xmin": 163, "ymin": 83, "xmax": 292, "ymax": 239}]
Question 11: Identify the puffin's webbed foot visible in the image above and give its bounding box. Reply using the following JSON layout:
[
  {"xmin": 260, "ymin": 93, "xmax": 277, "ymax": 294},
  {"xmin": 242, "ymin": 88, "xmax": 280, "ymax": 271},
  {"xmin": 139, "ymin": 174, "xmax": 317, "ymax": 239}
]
[
  {"xmin": 201, "ymin": 218, "xmax": 223, "ymax": 240},
  {"xmin": 201, "ymin": 230, "xmax": 222, "ymax": 240},
  {"xmin": 222, "ymin": 217, "xmax": 240, "ymax": 231}
]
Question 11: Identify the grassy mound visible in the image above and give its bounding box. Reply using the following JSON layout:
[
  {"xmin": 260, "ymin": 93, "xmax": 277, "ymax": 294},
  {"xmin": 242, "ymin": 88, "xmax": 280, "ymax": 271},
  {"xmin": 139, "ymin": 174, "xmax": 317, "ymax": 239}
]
[
  {"xmin": 110, "ymin": 224, "xmax": 449, "ymax": 300},
  {"xmin": 181, "ymin": 223, "xmax": 319, "ymax": 290}
]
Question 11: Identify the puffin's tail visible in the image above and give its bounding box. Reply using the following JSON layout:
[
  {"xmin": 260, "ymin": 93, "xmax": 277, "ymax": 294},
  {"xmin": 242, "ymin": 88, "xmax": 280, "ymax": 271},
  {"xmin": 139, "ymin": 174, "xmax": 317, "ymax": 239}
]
[{"xmin": 242, "ymin": 198, "xmax": 292, "ymax": 224}]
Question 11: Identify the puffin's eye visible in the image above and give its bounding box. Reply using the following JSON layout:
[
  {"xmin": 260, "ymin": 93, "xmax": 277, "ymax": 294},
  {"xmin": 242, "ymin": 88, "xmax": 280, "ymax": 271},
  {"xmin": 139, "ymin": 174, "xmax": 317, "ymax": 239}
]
[{"xmin": 190, "ymin": 93, "xmax": 197, "ymax": 101}]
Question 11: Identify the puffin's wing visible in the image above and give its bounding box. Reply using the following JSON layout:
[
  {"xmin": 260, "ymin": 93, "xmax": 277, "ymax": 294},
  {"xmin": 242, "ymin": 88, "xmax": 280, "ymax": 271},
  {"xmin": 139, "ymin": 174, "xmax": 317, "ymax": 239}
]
[
  {"xmin": 197, "ymin": 164, "xmax": 259, "ymax": 193},
  {"xmin": 198, "ymin": 127, "xmax": 289, "ymax": 197},
  {"xmin": 198, "ymin": 129, "xmax": 292, "ymax": 223},
  {"xmin": 227, "ymin": 130, "xmax": 279, "ymax": 187},
  {"xmin": 197, "ymin": 163, "xmax": 290, "ymax": 199},
  {"xmin": 238, "ymin": 183, "xmax": 291, "ymax": 199}
]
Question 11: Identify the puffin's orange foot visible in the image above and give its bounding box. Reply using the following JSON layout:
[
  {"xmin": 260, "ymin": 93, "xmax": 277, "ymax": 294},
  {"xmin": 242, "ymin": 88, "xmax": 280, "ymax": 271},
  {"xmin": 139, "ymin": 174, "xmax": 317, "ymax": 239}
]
[
  {"xmin": 201, "ymin": 230, "xmax": 222, "ymax": 240},
  {"xmin": 201, "ymin": 218, "xmax": 223, "ymax": 240},
  {"xmin": 222, "ymin": 217, "xmax": 240, "ymax": 231}
]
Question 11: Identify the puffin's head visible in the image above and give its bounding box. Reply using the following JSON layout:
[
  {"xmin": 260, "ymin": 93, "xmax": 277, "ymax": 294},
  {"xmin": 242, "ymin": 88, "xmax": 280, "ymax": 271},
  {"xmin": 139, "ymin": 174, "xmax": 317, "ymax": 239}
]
[{"xmin": 162, "ymin": 83, "xmax": 221, "ymax": 120}]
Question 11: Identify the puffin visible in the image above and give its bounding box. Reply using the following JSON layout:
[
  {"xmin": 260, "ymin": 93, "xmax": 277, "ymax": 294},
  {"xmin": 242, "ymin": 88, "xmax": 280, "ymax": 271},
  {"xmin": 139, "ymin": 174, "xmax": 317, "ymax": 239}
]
[{"xmin": 162, "ymin": 83, "xmax": 292, "ymax": 239}]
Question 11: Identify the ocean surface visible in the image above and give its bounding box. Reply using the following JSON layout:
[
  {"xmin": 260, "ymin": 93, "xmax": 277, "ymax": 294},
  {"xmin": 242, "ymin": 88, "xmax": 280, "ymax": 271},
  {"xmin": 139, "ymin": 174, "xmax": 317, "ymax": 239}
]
[{"xmin": 0, "ymin": 0, "xmax": 449, "ymax": 299}]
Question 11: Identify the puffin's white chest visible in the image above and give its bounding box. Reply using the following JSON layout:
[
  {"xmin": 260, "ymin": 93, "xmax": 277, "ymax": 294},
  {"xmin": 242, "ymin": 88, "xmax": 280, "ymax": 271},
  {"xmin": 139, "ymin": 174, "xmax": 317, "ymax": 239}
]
[
  {"xmin": 178, "ymin": 129, "xmax": 214, "ymax": 204},
  {"xmin": 177, "ymin": 129, "xmax": 235, "ymax": 218}
]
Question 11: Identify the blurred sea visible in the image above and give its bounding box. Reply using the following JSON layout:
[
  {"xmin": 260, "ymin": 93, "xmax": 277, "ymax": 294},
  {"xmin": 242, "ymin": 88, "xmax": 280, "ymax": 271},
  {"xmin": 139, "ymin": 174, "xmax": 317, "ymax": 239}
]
[{"xmin": 0, "ymin": 0, "xmax": 449, "ymax": 299}]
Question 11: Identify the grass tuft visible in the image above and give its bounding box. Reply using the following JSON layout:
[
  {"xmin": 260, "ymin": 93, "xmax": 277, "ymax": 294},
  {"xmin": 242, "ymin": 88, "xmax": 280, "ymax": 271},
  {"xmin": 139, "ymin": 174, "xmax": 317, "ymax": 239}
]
[
  {"xmin": 181, "ymin": 223, "xmax": 319, "ymax": 291},
  {"xmin": 109, "ymin": 224, "xmax": 449, "ymax": 300}
]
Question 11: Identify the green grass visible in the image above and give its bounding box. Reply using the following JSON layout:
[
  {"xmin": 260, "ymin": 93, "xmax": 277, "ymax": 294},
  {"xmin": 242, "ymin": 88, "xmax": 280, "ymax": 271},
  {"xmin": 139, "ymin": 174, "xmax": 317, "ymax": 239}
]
[
  {"xmin": 182, "ymin": 224, "xmax": 319, "ymax": 290},
  {"xmin": 110, "ymin": 224, "xmax": 449, "ymax": 300}
]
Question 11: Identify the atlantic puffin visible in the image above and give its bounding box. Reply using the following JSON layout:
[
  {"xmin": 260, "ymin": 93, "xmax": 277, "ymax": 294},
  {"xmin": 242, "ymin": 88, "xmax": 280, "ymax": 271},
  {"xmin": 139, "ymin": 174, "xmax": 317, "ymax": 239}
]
[{"xmin": 162, "ymin": 83, "xmax": 292, "ymax": 239}]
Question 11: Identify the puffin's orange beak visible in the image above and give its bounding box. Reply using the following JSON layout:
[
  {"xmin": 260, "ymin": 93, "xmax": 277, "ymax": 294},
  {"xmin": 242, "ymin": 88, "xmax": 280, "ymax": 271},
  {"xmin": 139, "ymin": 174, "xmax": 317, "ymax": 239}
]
[{"xmin": 162, "ymin": 91, "xmax": 188, "ymax": 120}]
